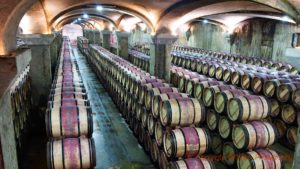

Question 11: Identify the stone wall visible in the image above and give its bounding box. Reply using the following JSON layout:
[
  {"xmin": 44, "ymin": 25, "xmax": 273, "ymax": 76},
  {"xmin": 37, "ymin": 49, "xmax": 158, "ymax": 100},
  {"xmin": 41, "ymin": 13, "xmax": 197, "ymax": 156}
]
[{"xmin": 128, "ymin": 27, "xmax": 152, "ymax": 47}]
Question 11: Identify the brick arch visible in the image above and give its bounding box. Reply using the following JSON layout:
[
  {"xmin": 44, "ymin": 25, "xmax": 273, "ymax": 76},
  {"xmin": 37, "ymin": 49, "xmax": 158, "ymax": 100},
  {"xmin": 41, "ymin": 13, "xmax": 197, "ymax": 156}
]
[{"xmin": 0, "ymin": 0, "xmax": 38, "ymax": 55}]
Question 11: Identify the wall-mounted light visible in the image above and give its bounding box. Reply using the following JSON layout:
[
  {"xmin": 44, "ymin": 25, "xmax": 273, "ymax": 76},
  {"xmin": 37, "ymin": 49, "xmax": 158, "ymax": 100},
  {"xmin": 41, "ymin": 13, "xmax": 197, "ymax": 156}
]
[
  {"xmin": 96, "ymin": 5, "xmax": 103, "ymax": 11},
  {"xmin": 83, "ymin": 14, "xmax": 89, "ymax": 19},
  {"xmin": 203, "ymin": 20, "xmax": 208, "ymax": 24}
]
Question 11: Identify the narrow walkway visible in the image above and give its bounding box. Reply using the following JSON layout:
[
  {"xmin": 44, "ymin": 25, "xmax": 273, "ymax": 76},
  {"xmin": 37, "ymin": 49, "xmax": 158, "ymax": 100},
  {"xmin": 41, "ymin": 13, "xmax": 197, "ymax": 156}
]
[{"xmin": 72, "ymin": 48, "xmax": 155, "ymax": 169}]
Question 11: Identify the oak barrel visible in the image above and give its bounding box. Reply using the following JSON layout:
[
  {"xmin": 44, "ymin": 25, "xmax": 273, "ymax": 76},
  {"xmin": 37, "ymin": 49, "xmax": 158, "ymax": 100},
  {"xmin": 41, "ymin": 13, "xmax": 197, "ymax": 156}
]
[
  {"xmin": 277, "ymin": 82, "xmax": 300, "ymax": 102},
  {"xmin": 206, "ymin": 110, "xmax": 219, "ymax": 131},
  {"xmin": 145, "ymin": 87, "xmax": 179, "ymax": 110},
  {"xmin": 286, "ymin": 126, "xmax": 297, "ymax": 147},
  {"xmin": 151, "ymin": 92, "xmax": 188, "ymax": 118},
  {"xmin": 46, "ymin": 106, "xmax": 93, "ymax": 138},
  {"xmin": 237, "ymin": 149, "xmax": 281, "ymax": 169},
  {"xmin": 160, "ymin": 98, "xmax": 205, "ymax": 127},
  {"xmin": 203, "ymin": 85, "xmax": 236, "ymax": 107},
  {"xmin": 163, "ymin": 127, "xmax": 210, "ymax": 158},
  {"xmin": 170, "ymin": 158, "xmax": 215, "ymax": 169},
  {"xmin": 281, "ymin": 104, "xmax": 297, "ymax": 124},
  {"xmin": 214, "ymin": 89, "xmax": 251, "ymax": 114},
  {"xmin": 47, "ymin": 138, "xmax": 96, "ymax": 169},
  {"xmin": 222, "ymin": 142, "xmax": 240, "ymax": 166},
  {"xmin": 227, "ymin": 95, "xmax": 271, "ymax": 122},
  {"xmin": 263, "ymin": 79, "xmax": 292, "ymax": 98},
  {"xmin": 194, "ymin": 81, "xmax": 224, "ymax": 100},
  {"xmin": 232, "ymin": 121, "xmax": 278, "ymax": 150}
]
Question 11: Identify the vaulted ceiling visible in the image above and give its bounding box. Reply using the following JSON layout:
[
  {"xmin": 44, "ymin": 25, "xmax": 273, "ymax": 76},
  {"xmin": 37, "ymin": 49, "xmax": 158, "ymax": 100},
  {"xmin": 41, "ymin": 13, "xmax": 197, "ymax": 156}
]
[{"xmin": 1, "ymin": 0, "xmax": 300, "ymax": 55}]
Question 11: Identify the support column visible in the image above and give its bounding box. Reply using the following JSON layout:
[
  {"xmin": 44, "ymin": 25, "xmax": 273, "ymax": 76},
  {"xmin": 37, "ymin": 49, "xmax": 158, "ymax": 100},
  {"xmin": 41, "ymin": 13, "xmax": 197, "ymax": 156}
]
[
  {"xmin": 101, "ymin": 30, "xmax": 111, "ymax": 50},
  {"xmin": 20, "ymin": 34, "xmax": 57, "ymax": 110},
  {"xmin": 95, "ymin": 30, "xmax": 102, "ymax": 46},
  {"xmin": 150, "ymin": 34, "xmax": 177, "ymax": 82},
  {"xmin": 116, "ymin": 32, "xmax": 129, "ymax": 60}
]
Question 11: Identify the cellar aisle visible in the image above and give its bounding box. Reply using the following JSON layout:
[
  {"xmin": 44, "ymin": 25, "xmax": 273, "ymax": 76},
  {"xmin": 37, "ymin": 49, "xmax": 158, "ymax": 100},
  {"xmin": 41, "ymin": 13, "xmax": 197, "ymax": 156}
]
[{"xmin": 72, "ymin": 47, "xmax": 155, "ymax": 169}]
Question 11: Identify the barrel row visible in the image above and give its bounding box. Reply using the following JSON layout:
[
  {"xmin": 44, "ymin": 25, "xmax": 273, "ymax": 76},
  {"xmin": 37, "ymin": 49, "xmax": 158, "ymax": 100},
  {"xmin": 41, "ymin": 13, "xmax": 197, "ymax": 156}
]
[
  {"xmin": 131, "ymin": 45, "xmax": 150, "ymax": 56},
  {"xmin": 129, "ymin": 47, "xmax": 288, "ymax": 168},
  {"xmin": 9, "ymin": 66, "xmax": 32, "ymax": 158},
  {"xmin": 172, "ymin": 45, "xmax": 298, "ymax": 74},
  {"xmin": 129, "ymin": 46, "xmax": 290, "ymax": 169},
  {"xmin": 171, "ymin": 46, "xmax": 300, "ymax": 109},
  {"xmin": 129, "ymin": 49, "xmax": 150, "ymax": 72},
  {"xmin": 77, "ymin": 36, "xmax": 89, "ymax": 56},
  {"xmin": 171, "ymin": 61, "xmax": 294, "ymax": 168},
  {"xmin": 46, "ymin": 37, "xmax": 96, "ymax": 169},
  {"xmin": 85, "ymin": 44, "xmax": 215, "ymax": 169}
]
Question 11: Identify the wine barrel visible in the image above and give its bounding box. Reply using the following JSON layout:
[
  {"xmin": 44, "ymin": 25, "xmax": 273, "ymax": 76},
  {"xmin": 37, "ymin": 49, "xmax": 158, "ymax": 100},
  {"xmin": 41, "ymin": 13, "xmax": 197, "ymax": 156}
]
[
  {"xmin": 270, "ymin": 99, "xmax": 280, "ymax": 117},
  {"xmin": 50, "ymin": 92, "xmax": 88, "ymax": 102},
  {"xmin": 132, "ymin": 77, "xmax": 162, "ymax": 96},
  {"xmin": 281, "ymin": 104, "xmax": 297, "ymax": 124},
  {"xmin": 273, "ymin": 119, "xmax": 287, "ymax": 138},
  {"xmin": 232, "ymin": 121, "xmax": 278, "ymax": 150},
  {"xmin": 160, "ymin": 98, "xmax": 205, "ymax": 127},
  {"xmin": 47, "ymin": 138, "xmax": 96, "ymax": 169},
  {"xmin": 215, "ymin": 65, "xmax": 228, "ymax": 80},
  {"xmin": 178, "ymin": 74, "xmax": 199, "ymax": 92},
  {"xmin": 145, "ymin": 87, "xmax": 179, "ymax": 110},
  {"xmin": 46, "ymin": 106, "xmax": 93, "ymax": 138},
  {"xmin": 227, "ymin": 95, "xmax": 271, "ymax": 122},
  {"xmin": 151, "ymin": 92, "xmax": 189, "ymax": 118},
  {"xmin": 154, "ymin": 121, "xmax": 164, "ymax": 147},
  {"xmin": 292, "ymin": 88, "xmax": 300, "ymax": 108},
  {"xmin": 230, "ymin": 69, "xmax": 245, "ymax": 85},
  {"xmin": 163, "ymin": 127, "xmax": 210, "ymax": 158},
  {"xmin": 170, "ymin": 158, "xmax": 215, "ymax": 169},
  {"xmin": 48, "ymin": 99, "xmax": 90, "ymax": 108},
  {"xmin": 185, "ymin": 77, "xmax": 214, "ymax": 96},
  {"xmin": 194, "ymin": 81, "xmax": 224, "ymax": 100},
  {"xmin": 206, "ymin": 110, "xmax": 219, "ymax": 131},
  {"xmin": 211, "ymin": 133, "xmax": 222, "ymax": 154},
  {"xmin": 222, "ymin": 142, "xmax": 240, "ymax": 166},
  {"xmin": 141, "ymin": 107, "xmax": 149, "ymax": 128},
  {"xmin": 144, "ymin": 131, "xmax": 152, "ymax": 153},
  {"xmin": 277, "ymin": 82, "xmax": 300, "ymax": 102},
  {"xmin": 52, "ymin": 82, "xmax": 84, "ymax": 89},
  {"xmin": 203, "ymin": 85, "xmax": 236, "ymax": 107},
  {"xmin": 223, "ymin": 67, "xmax": 235, "ymax": 83},
  {"xmin": 147, "ymin": 113, "xmax": 155, "ymax": 135},
  {"xmin": 251, "ymin": 74, "xmax": 278, "ymax": 94},
  {"xmin": 159, "ymin": 150, "xmax": 170, "ymax": 169},
  {"xmin": 214, "ymin": 89, "xmax": 251, "ymax": 114},
  {"xmin": 241, "ymin": 72, "xmax": 256, "ymax": 90},
  {"xmin": 139, "ymin": 82, "xmax": 170, "ymax": 105},
  {"xmin": 263, "ymin": 79, "xmax": 292, "ymax": 98},
  {"xmin": 218, "ymin": 116, "xmax": 237, "ymax": 139},
  {"xmin": 135, "ymin": 103, "xmax": 143, "ymax": 121},
  {"xmin": 237, "ymin": 149, "xmax": 282, "ymax": 169},
  {"xmin": 151, "ymin": 140, "xmax": 160, "ymax": 162},
  {"xmin": 286, "ymin": 126, "xmax": 297, "ymax": 147}
]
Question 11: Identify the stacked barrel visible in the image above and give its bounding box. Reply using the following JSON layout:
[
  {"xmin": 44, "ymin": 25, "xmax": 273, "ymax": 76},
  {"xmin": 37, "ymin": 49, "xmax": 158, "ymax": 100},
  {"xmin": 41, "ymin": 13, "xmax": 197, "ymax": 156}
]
[
  {"xmin": 46, "ymin": 37, "xmax": 96, "ymax": 169},
  {"xmin": 129, "ymin": 49, "xmax": 150, "ymax": 72},
  {"xmin": 84, "ymin": 43, "xmax": 215, "ymax": 169},
  {"xmin": 129, "ymin": 46, "xmax": 297, "ymax": 168},
  {"xmin": 77, "ymin": 36, "xmax": 89, "ymax": 56},
  {"xmin": 10, "ymin": 66, "xmax": 31, "ymax": 159},
  {"xmin": 170, "ymin": 47, "xmax": 299, "ymax": 168},
  {"xmin": 172, "ymin": 45, "xmax": 298, "ymax": 74}
]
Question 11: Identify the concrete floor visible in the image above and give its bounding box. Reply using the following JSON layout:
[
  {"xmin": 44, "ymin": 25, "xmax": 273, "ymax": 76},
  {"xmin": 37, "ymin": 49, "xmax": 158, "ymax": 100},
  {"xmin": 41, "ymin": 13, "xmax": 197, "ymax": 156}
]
[{"xmin": 73, "ymin": 48, "xmax": 155, "ymax": 169}]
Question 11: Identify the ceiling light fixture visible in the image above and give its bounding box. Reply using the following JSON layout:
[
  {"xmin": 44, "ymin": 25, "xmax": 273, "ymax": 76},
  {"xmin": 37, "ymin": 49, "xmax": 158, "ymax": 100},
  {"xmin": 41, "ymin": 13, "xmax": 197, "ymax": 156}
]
[
  {"xmin": 282, "ymin": 15, "xmax": 290, "ymax": 22},
  {"xmin": 83, "ymin": 14, "xmax": 89, "ymax": 19},
  {"xmin": 96, "ymin": 5, "xmax": 103, "ymax": 11}
]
